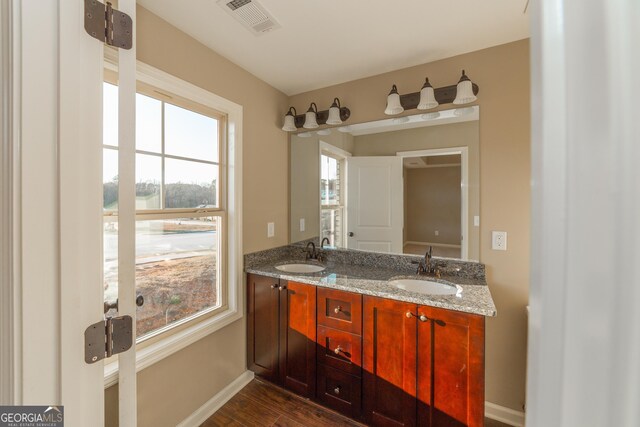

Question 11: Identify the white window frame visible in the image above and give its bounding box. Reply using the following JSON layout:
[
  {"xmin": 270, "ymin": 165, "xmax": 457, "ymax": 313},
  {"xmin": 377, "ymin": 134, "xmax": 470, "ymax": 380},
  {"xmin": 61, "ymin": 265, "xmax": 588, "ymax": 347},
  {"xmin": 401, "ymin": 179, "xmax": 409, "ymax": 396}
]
[
  {"xmin": 319, "ymin": 141, "xmax": 351, "ymax": 247},
  {"xmin": 102, "ymin": 49, "xmax": 243, "ymax": 387}
]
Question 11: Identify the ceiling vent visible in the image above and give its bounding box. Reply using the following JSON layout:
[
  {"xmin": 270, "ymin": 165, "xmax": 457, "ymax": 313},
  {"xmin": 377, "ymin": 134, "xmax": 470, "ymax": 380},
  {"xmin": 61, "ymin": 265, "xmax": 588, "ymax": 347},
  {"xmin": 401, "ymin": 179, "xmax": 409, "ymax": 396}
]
[{"xmin": 217, "ymin": 0, "xmax": 281, "ymax": 36}]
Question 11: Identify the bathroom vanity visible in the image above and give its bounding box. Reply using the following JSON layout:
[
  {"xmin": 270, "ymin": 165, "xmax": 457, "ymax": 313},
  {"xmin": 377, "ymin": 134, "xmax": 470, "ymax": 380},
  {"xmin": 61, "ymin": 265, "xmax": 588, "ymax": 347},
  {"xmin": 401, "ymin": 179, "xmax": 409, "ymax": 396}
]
[{"xmin": 245, "ymin": 244, "xmax": 495, "ymax": 427}]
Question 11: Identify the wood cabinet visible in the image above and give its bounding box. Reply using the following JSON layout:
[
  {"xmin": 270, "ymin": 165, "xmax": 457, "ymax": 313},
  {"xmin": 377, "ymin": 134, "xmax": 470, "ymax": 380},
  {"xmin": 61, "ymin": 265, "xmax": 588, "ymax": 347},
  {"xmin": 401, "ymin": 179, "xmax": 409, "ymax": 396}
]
[
  {"xmin": 247, "ymin": 274, "xmax": 485, "ymax": 426},
  {"xmin": 363, "ymin": 295, "xmax": 485, "ymax": 427},
  {"xmin": 246, "ymin": 274, "xmax": 316, "ymax": 398},
  {"xmin": 316, "ymin": 288, "xmax": 363, "ymax": 419}
]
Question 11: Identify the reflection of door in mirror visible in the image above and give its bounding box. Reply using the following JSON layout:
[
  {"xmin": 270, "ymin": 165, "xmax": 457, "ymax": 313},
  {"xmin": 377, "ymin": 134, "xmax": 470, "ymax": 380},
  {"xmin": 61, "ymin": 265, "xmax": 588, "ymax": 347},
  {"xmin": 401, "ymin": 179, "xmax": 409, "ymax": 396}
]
[{"xmin": 345, "ymin": 156, "xmax": 403, "ymax": 253}]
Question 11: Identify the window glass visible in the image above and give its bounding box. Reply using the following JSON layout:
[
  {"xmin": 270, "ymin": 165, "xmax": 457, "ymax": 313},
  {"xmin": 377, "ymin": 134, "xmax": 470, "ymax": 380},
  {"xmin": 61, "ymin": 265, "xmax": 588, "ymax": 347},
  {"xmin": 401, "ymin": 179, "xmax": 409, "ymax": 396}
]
[
  {"xmin": 321, "ymin": 154, "xmax": 340, "ymax": 205},
  {"xmin": 102, "ymin": 82, "xmax": 225, "ymax": 341},
  {"xmin": 103, "ymin": 148, "xmax": 118, "ymax": 210},
  {"xmin": 103, "ymin": 82, "xmax": 118, "ymax": 147},
  {"xmin": 136, "ymin": 93, "xmax": 162, "ymax": 153},
  {"xmin": 104, "ymin": 217, "xmax": 221, "ymax": 338},
  {"xmin": 136, "ymin": 154, "xmax": 162, "ymax": 209},
  {"xmin": 165, "ymin": 158, "xmax": 218, "ymax": 209},
  {"xmin": 164, "ymin": 103, "xmax": 219, "ymax": 162}
]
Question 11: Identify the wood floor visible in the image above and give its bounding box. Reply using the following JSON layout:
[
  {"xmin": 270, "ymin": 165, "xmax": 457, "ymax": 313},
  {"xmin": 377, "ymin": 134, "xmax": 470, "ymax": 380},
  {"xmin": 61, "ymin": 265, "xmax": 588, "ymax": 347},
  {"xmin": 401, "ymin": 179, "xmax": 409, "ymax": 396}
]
[{"xmin": 201, "ymin": 379, "xmax": 512, "ymax": 427}]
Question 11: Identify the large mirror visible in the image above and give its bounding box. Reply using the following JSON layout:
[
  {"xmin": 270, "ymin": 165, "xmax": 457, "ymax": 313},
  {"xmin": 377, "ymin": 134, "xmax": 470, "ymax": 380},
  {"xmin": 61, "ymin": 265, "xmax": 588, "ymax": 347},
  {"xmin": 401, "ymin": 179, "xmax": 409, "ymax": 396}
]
[{"xmin": 290, "ymin": 106, "xmax": 479, "ymax": 261}]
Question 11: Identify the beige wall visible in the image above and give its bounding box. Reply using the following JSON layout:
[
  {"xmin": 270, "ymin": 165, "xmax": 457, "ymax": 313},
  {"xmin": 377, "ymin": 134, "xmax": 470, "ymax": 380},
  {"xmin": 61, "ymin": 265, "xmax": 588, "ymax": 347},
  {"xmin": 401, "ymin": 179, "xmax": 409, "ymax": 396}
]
[
  {"xmin": 289, "ymin": 39, "xmax": 531, "ymax": 412},
  {"xmin": 105, "ymin": 6, "xmax": 289, "ymax": 426},
  {"xmin": 405, "ymin": 166, "xmax": 462, "ymax": 245}
]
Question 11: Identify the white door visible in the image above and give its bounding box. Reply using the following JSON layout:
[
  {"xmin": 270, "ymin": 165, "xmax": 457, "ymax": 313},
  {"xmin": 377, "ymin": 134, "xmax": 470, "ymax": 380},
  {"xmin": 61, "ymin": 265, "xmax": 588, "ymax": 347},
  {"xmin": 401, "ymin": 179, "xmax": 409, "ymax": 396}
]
[
  {"xmin": 58, "ymin": 1, "xmax": 137, "ymax": 425},
  {"xmin": 346, "ymin": 156, "xmax": 403, "ymax": 253}
]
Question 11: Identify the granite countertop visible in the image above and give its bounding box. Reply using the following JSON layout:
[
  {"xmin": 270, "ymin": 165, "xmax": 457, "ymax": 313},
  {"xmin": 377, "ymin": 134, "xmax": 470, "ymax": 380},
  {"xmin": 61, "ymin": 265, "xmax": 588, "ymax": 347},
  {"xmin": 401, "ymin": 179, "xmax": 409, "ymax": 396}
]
[{"xmin": 245, "ymin": 259, "xmax": 496, "ymax": 317}]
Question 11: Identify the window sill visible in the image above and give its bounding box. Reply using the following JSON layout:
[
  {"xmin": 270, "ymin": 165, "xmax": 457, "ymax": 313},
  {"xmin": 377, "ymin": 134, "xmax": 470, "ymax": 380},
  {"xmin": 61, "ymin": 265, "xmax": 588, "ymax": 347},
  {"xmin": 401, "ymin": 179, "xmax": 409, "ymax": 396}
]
[{"xmin": 104, "ymin": 304, "xmax": 243, "ymax": 388}]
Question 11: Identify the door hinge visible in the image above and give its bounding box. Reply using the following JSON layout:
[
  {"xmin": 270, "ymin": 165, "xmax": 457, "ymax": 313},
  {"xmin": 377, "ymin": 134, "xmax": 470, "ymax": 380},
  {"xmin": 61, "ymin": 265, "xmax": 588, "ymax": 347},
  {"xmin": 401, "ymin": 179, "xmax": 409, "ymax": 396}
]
[
  {"xmin": 84, "ymin": 315, "xmax": 133, "ymax": 364},
  {"xmin": 84, "ymin": 0, "xmax": 133, "ymax": 50}
]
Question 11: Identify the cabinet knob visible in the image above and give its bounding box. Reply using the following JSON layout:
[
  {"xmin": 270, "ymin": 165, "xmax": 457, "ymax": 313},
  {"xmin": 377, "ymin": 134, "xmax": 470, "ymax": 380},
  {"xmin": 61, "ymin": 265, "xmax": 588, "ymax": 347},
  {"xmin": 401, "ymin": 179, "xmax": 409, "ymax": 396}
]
[
  {"xmin": 334, "ymin": 305, "xmax": 342, "ymax": 314},
  {"xmin": 334, "ymin": 345, "xmax": 342, "ymax": 355},
  {"xmin": 406, "ymin": 311, "xmax": 415, "ymax": 318},
  {"xmin": 418, "ymin": 314, "xmax": 429, "ymax": 322},
  {"xmin": 334, "ymin": 386, "xmax": 341, "ymax": 395},
  {"xmin": 278, "ymin": 285, "xmax": 287, "ymax": 291},
  {"xmin": 271, "ymin": 284, "xmax": 278, "ymax": 289},
  {"xmin": 348, "ymin": 232, "xmax": 354, "ymax": 237}
]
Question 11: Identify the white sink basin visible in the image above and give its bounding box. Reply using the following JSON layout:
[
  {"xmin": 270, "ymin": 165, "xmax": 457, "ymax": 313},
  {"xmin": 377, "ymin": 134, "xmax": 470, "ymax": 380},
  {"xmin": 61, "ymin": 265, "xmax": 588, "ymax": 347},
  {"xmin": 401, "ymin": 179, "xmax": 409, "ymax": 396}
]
[
  {"xmin": 275, "ymin": 263, "xmax": 326, "ymax": 273},
  {"xmin": 389, "ymin": 279, "xmax": 461, "ymax": 296}
]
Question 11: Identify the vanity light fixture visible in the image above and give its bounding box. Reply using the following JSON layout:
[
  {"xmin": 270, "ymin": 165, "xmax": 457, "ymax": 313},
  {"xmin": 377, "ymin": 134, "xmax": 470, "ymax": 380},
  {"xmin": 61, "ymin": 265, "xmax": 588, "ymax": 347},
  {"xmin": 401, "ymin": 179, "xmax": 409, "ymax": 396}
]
[
  {"xmin": 303, "ymin": 102, "xmax": 319, "ymax": 129},
  {"xmin": 281, "ymin": 100, "xmax": 351, "ymax": 131},
  {"xmin": 453, "ymin": 70, "xmax": 478, "ymax": 104},
  {"xmin": 384, "ymin": 85, "xmax": 404, "ymax": 115},
  {"xmin": 281, "ymin": 107, "xmax": 297, "ymax": 131},
  {"xmin": 417, "ymin": 78, "xmax": 439, "ymax": 110},
  {"xmin": 384, "ymin": 70, "xmax": 479, "ymax": 115},
  {"xmin": 326, "ymin": 98, "xmax": 343, "ymax": 125}
]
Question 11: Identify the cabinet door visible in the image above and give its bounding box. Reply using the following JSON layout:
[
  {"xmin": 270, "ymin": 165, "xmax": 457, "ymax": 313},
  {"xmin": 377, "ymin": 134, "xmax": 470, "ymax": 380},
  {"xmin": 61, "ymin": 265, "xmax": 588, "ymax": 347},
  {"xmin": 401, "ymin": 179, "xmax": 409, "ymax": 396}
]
[
  {"xmin": 363, "ymin": 296, "xmax": 417, "ymax": 427},
  {"xmin": 247, "ymin": 274, "xmax": 280, "ymax": 384},
  {"xmin": 280, "ymin": 281, "xmax": 317, "ymax": 398},
  {"xmin": 417, "ymin": 306, "xmax": 485, "ymax": 427}
]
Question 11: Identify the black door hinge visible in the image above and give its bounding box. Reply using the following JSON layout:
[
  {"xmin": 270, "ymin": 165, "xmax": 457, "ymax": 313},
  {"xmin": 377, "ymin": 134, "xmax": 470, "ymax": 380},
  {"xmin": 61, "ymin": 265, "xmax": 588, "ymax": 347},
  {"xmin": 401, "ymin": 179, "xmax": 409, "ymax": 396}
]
[{"xmin": 84, "ymin": 0, "xmax": 132, "ymax": 49}]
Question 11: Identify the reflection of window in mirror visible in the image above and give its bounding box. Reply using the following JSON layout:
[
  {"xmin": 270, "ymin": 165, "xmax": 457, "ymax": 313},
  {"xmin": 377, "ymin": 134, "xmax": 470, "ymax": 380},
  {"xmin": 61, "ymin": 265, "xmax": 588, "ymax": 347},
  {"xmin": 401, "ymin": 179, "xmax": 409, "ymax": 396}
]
[{"xmin": 320, "ymin": 152, "xmax": 345, "ymax": 247}]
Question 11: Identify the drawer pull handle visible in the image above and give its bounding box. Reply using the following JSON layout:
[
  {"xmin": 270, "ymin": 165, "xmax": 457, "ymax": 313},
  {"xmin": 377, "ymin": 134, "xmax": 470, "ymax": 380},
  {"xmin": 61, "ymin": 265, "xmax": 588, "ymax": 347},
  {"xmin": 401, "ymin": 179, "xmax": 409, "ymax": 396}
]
[
  {"xmin": 334, "ymin": 386, "xmax": 341, "ymax": 395},
  {"xmin": 334, "ymin": 345, "xmax": 342, "ymax": 355},
  {"xmin": 334, "ymin": 305, "xmax": 342, "ymax": 314}
]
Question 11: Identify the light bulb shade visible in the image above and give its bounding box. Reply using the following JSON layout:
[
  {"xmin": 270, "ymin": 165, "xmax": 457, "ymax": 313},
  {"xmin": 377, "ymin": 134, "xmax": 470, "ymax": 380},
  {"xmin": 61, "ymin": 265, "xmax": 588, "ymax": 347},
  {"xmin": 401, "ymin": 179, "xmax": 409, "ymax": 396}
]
[
  {"xmin": 303, "ymin": 102, "xmax": 319, "ymax": 129},
  {"xmin": 453, "ymin": 70, "xmax": 477, "ymax": 105},
  {"xmin": 417, "ymin": 78, "xmax": 439, "ymax": 110},
  {"xmin": 282, "ymin": 107, "xmax": 297, "ymax": 131},
  {"xmin": 384, "ymin": 84, "xmax": 404, "ymax": 115},
  {"xmin": 326, "ymin": 98, "xmax": 343, "ymax": 125}
]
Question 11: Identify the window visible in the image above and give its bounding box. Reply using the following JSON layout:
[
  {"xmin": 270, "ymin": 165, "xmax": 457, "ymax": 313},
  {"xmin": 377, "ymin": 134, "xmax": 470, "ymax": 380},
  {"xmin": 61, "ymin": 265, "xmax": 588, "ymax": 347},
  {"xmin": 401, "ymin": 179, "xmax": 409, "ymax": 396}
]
[
  {"xmin": 103, "ymin": 81, "xmax": 226, "ymax": 341},
  {"xmin": 320, "ymin": 151, "xmax": 345, "ymax": 247}
]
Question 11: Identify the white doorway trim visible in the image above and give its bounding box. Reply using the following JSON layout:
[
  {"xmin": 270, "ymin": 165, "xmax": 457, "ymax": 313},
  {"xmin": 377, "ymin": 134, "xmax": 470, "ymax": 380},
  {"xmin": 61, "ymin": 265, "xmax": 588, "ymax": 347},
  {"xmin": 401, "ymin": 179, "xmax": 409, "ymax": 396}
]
[
  {"xmin": 396, "ymin": 147, "xmax": 469, "ymax": 259},
  {"xmin": 0, "ymin": 0, "xmax": 20, "ymax": 405}
]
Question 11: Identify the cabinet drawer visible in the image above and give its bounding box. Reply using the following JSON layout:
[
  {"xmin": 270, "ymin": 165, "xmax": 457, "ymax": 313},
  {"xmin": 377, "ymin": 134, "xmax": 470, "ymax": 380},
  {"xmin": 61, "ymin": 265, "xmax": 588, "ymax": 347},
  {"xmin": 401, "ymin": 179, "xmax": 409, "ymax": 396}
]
[
  {"xmin": 317, "ymin": 325, "xmax": 362, "ymax": 377},
  {"xmin": 317, "ymin": 364, "xmax": 362, "ymax": 419},
  {"xmin": 317, "ymin": 288, "xmax": 362, "ymax": 335}
]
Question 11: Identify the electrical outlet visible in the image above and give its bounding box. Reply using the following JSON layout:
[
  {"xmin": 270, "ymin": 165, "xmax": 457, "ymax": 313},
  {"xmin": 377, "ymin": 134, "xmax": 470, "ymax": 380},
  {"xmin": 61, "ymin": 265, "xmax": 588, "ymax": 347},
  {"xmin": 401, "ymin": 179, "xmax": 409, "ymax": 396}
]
[
  {"xmin": 267, "ymin": 222, "xmax": 275, "ymax": 238},
  {"xmin": 434, "ymin": 230, "xmax": 439, "ymax": 236},
  {"xmin": 492, "ymin": 231, "xmax": 507, "ymax": 251},
  {"xmin": 299, "ymin": 218, "xmax": 305, "ymax": 232}
]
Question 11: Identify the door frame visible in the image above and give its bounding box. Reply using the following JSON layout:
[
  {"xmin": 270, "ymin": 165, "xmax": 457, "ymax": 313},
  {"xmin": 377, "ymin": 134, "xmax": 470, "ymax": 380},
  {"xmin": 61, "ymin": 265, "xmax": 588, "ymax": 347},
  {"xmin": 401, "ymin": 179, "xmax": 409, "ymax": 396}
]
[{"xmin": 396, "ymin": 147, "xmax": 469, "ymax": 259}]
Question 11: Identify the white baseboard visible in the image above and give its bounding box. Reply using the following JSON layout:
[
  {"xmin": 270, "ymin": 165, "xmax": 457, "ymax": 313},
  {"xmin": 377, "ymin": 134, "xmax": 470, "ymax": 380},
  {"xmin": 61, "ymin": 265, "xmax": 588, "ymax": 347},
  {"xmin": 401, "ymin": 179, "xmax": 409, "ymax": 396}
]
[
  {"xmin": 177, "ymin": 370, "xmax": 254, "ymax": 427},
  {"xmin": 404, "ymin": 241, "xmax": 462, "ymax": 249},
  {"xmin": 485, "ymin": 401, "xmax": 526, "ymax": 426}
]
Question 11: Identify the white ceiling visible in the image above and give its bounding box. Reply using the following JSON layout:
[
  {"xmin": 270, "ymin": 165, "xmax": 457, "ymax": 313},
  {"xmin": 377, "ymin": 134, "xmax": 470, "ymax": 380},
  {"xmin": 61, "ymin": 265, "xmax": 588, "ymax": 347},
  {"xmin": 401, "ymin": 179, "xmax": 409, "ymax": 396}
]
[{"xmin": 137, "ymin": 0, "xmax": 529, "ymax": 95}]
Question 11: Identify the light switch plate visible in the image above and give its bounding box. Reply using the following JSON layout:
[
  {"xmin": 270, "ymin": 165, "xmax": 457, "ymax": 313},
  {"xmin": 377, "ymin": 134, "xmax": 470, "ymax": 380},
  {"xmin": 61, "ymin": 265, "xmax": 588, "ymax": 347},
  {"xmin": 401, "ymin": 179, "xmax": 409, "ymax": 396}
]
[
  {"xmin": 492, "ymin": 231, "xmax": 507, "ymax": 251},
  {"xmin": 434, "ymin": 230, "xmax": 439, "ymax": 236},
  {"xmin": 267, "ymin": 222, "xmax": 275, "ymax": 238},
  {"xmin": 299, "ymin": 218, "xmax": 305, "ymax": 232},
  {"xmin": 474, "ymin": 216, "xmax": 480, "ymax": 227}
]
